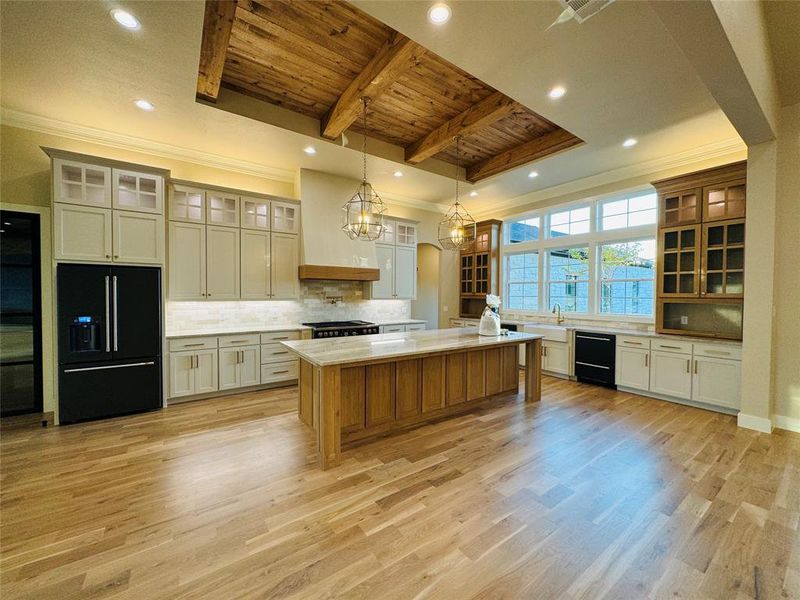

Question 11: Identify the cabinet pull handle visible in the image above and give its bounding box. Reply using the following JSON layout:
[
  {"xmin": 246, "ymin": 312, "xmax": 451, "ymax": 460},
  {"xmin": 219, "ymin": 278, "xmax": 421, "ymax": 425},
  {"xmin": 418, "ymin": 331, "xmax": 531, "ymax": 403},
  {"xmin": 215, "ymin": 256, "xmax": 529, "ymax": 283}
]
[
  {"xmin": 686, "ymin": 359, "xmax": 690, "ymax": 373},
  {"xmin": 694, "ymin": 359, "xmax": 698, "ymax": 374},
  {"xmin": 104, "ymin": 276, "xmax": 111, "ymax": 352},
  {"xmin": 645, "ymin": 354, "xmax": 649, "ymax": 367},
  {"xmin": 704, "ymin": 349, "xmax": 731, "ymax": 356},
  {"xmin": 660, "ymin": 345, "xmax": 683, "ymax": 350},
  {"xmin": 194, "ymin": 355, "xmax": 198, "ymax": 369},
  {"xmin": 576, "ymin": 335, "xmax": 611, "ymax": 341},
  {"xmin": 183, "ymin": 343, "xmax": 205, "ymax": 347},
  {"xmin": 272, "ymin": 370, "xmax": 289, "ymax": 375},
  {"xmin": 229, "ymin": 340, "xmax": 248, "ymax": 344},
  {"xmin": 273, "ymin": 351, "xmax": 289, "ymax": 355},
  {"xmin": 272, "ymin": 336, "xmax": 289, "ymax": 340},
  {"xmin": 623, "ymin": 340, "xmax": 642, "ymax": 345}
]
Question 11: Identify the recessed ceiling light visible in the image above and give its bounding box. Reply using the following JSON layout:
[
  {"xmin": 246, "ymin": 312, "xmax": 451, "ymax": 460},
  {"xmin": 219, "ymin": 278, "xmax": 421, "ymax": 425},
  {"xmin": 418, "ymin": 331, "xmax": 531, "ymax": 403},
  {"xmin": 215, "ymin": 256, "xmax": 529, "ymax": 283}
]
[
  {"xmin": 548, "ymin": 86, "xmax": 566, "ymax": 99},
  {"xmin": 134, "ymin": 99, "xmax": 154, "ymax": 111},
  {"xmin": 469, "ymin": 191, "xmax": 478, "ymax": 197},
  {"xmin": 428, "ymin": 3, "xmax": 451, "ymax": 24},
  {"xmin": 528, "ymin": 171, "xmax": 539, "ymax": 178},
  {"xmin": 393, "ymin": 170, "xmax": 403, "ymax": 177},
  {"xmin": 303, "ymin": 146, "xmax": 317, "ymax": 155},
  {"xmin": 623, "ymin": 138, "xmax": 638, "ymax": 148},
  {"xmin": 111, "ymin": 9, "xmax": 140, "ymax": 30}
]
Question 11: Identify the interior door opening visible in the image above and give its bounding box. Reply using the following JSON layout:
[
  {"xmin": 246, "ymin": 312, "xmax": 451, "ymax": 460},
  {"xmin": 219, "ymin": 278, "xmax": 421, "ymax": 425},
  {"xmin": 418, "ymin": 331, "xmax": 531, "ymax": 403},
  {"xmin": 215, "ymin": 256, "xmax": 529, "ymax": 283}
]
[{"xmin": 0, "ymin": 210, "xmax": 44, "ymax": 417}]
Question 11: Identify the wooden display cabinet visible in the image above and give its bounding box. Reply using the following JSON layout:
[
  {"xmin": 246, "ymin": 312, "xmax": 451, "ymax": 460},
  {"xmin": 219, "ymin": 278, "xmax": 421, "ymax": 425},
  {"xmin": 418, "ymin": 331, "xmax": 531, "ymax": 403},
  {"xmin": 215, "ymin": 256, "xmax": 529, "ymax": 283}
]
[
  {"xmin": 459, "ymin": 219, "xmax": 501, "ymax": 317},
  {"xmin": 652, "ymin": 161, "xmax": 746, "ymax": 339}
]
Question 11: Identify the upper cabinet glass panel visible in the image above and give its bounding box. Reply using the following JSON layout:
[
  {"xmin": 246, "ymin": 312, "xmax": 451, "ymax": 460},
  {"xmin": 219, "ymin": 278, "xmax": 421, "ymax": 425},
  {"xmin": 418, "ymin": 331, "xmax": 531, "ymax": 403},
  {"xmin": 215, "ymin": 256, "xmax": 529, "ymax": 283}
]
[
  {"xmin": 52, "ymin": 159, "xmax": 112, "ymax": 208},
  {"xmin": 207, "ymin": 193, "xmax": 239, "ymax": 227},
  {"xmin": 659, "ymin": 188, "xmax": 701, "ymax": 227},
  {"xmin": 169, "ymin": 186, "xmax": 205, "ymax": 223},
  {"xmin": 703, "ymin": 180, "xmax": 746, "ymax": 222},
  {"xmin": 396, "ymin": 223, "xmax": 416, "ymax": 246},
  {"xmin": 241, "ymin": 197, "xmax": 270, "ymax": 230},
  {"xmin": 112, "ymin": 169, "xmax": 163, "ymax": 214},
  {"xmin": 271, "ymin": 201, "xmax": 299, "ymax": 234}
]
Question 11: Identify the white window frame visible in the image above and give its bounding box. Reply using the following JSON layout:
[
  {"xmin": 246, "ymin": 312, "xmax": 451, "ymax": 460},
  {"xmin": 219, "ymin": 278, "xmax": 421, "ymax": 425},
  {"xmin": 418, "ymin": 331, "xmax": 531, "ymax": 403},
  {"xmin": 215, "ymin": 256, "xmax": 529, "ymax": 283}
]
[
  {"xmin": 504, "ymin": 250, "xmax": 540, "ymax": 312},
  {"xmin": 597, "ymin": 237, "xmax": 657, "ymax": 319},
  {"xmin": 500, "ymin": 186, "xmax": 656, "ymax": 322},
  {"xmin": 545, "ymin": 245, "xmax": 591, "ymax": 314},
  {"xmin": 598, "ymin": 192, "xmax": 658, "ymax": 232}
]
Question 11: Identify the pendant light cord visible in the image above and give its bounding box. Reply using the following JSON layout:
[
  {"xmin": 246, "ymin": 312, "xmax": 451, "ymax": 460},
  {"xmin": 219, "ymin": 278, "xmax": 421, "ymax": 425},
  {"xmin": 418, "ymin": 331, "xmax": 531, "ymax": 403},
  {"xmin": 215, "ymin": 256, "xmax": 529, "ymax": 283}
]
[
  {"xmin": 454, "ymin": 135, "xmax": 460, "ymax": 207},
  {"xmin": 362, "ymin": 97, "xmax": 369, "ymax": 184}
]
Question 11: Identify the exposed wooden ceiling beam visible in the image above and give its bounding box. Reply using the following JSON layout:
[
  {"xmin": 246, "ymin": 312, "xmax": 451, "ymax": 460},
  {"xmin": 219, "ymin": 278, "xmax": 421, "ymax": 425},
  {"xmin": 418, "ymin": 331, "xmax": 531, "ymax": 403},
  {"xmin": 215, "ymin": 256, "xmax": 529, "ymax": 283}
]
[
  {"xmin": 404, "ymin": 92, "xmax": 518, "ymax": 164},
  {"xmin": 321, "ymin": 32, "xmax": 424, "ymax": 140},
  {"xmin": 466, "ymin": 129, "xmax": 584, "ymax": 183},
  {"xmin": 196, "ymin": 0, "xmax": 239, "ymax": 103}
]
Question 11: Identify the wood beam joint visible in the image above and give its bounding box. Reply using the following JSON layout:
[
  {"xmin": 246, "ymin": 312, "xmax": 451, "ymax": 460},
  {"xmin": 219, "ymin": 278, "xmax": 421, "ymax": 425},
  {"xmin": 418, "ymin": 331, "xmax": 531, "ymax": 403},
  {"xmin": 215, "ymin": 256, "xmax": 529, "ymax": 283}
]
[{"xmin": 196, "ymin": 0, "xmax": 238, "ymax": 103}]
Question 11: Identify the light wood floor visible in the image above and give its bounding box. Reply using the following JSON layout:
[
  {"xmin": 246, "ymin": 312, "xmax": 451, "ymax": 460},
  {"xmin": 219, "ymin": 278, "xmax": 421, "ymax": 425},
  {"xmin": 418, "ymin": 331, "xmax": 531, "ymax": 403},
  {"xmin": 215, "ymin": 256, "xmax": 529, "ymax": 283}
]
[{"xmin": 1, "ymin": 376, "xmax": 798, "ymax": 600}]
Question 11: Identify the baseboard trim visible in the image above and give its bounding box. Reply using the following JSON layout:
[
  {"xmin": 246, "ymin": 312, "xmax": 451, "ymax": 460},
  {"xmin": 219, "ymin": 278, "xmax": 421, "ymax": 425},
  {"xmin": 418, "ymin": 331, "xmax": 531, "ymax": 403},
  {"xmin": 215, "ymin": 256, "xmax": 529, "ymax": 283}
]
[
  {"xmin": 773, "ymin": 414, "xmax": 800, "ymax": 433},
  {"xmin": 615, "ymin": 386, "xmax": 738, "ymax": 416},
  {"xmin": 737, "ymin": 412, "xmax": 774, "ymax": 433}
]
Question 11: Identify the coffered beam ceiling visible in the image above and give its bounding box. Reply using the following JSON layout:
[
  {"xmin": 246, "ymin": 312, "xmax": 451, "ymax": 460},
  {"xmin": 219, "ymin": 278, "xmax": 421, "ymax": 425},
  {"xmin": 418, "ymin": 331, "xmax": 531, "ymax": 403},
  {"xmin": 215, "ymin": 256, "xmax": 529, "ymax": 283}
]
[
  {"xmin": 196, "ymin": 0, "xmax": 583, "ymax": 183},
  {"xmin": 196, "ymin": 0, "xmax": 238, "ymax": 102}
]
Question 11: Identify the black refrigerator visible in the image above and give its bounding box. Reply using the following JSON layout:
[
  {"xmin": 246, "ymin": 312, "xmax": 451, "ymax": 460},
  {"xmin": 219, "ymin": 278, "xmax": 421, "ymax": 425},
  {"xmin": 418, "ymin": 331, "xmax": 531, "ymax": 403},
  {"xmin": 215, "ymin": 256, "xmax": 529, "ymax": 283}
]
[{"xmin": 57, "ymin": 264, "xmax": 162, "ymax": 423}]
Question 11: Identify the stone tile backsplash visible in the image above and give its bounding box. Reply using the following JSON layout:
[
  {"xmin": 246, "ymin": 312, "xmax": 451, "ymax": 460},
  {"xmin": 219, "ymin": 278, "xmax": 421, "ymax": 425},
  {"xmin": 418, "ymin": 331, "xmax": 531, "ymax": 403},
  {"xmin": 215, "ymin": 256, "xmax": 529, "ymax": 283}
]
[{"xmin": 166, "ymin": 280, "xmax": 410, "ymax": 333}]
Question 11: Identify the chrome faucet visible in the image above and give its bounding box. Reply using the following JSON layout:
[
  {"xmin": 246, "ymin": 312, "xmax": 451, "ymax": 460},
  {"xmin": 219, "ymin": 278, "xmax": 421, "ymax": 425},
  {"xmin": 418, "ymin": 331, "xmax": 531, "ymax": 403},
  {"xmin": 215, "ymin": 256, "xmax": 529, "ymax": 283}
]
[{"xmin": 552, "ymin": 303, "xmax": 565, "ymax": 324}]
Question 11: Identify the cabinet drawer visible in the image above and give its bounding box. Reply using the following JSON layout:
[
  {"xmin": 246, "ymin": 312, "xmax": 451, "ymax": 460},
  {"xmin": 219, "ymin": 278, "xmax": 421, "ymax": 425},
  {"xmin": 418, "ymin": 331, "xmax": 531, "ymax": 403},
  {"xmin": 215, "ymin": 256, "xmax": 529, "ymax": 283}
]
[
  {"xmin": 260, "ymin": 331, "xmax": 300, "ymax": 343},
  {"xmin": 692, "ymin": 343, "xmax": 741, "ymax": 360},
  {"xmin": 616, "ymin": 335, "xmax": 651, "ymax": 349},
  {"xmin": 651, "ymin": 339, "xmax": 693, "ymax": 354},
  {"xmin": 405, "ymin": 323, "xmax": 426, "ymax": 331},
  {"xmin": 218, "ymin": 334, "xmax": 260, "ymax": 347},
  {"xmin": 261, "ymin": 343, "xmax": 294, "ymax": 363},
  {"xmin": 261, "ymin": 360, "xmax": 299, "ymax": 383},
  {"xmin": 381, "ymin": 324, "xmax": 405, "ymax": 333},
  {"xmin": 168, "ymin": 337, "xmax": 218, "ymax": 351}
]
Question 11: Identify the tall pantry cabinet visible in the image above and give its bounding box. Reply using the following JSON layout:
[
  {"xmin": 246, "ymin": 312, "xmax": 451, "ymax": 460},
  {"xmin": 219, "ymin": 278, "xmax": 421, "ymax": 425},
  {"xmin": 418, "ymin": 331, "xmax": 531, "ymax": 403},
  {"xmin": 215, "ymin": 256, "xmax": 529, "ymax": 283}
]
[
  {"xmin": 167, "ymin": 184, "xmax": 300, "ymax": 301},
  {"xmin": 652, "ymin": 161, "xmax": 747, "ymax": 339}
]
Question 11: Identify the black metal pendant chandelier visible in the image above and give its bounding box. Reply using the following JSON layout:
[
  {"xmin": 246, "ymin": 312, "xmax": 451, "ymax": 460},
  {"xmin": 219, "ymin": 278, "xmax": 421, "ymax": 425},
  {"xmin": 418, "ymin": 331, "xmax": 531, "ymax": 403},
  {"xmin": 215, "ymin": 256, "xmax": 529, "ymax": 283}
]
[
  {"xmin": 342, "ymin": 97, "xmax": 386, "ymax": 241},
  {"xmin": 438, "ymin": 135, "xmax": 476, "ymax": 250}
]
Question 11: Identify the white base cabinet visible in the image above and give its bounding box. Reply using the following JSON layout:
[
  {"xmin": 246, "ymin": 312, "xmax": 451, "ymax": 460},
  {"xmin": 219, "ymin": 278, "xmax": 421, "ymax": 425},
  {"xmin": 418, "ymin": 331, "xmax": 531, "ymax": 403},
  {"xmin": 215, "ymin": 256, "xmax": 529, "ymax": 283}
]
[
  {"xmin": 615, "ymin": 346, "xmax": 650, "ymax": 390},
  {"xmin": 219, "ymin": 345, "xmax": 260, "ymax": 391},
  {"xmin": 169, "ymin": 349, "xmax": 218, "ymax": 398},
  {"xmin": 542, "ymin": 340, "xmax": 570, "ymax": 376},
  {"xmin": 649, "ymin": 350, "xmax": 693, "ymax": 400},
  {"xmin": 692, "ymin": 356, "xmax": 741, "ymax": 409}
]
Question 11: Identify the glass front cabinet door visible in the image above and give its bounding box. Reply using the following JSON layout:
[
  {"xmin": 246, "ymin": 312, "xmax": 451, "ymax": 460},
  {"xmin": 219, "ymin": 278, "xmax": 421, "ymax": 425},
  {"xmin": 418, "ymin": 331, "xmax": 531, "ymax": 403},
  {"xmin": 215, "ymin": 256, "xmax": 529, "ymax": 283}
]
[
  {"xmin": 207, "ymin": 193, "xmax": 240, "ymax": 227},
  {"xmin": 241, "ymin": 196, "xmax": 270, "ymax": 230},
  {"xmin": 701, "ymin": 219, "xmax": 745, "ymax": 298},
  {"xmin": 703, "ymin": 179, "xmax": 746, "ymax": 223},
  {"xmin": 271, "ymin": 201, "xmax": 300, "ymax": 234},
  {"xmin": 52, "ymin": 159, "xmax": 112, "ymax": 208},
  {"xmin": 659, "ymin": 188, "xmax": 701, "ymax": 227},
  {"xmin": 170, "ymin": 186, "xmax": 206, "ymax": 223},
  {"xmin": 112, "ymin": 169, "xmax": 164, "ymax": 214},
  {"xmin": 658, "ymin": 224, "xmax": 700, "ymax": 297}
]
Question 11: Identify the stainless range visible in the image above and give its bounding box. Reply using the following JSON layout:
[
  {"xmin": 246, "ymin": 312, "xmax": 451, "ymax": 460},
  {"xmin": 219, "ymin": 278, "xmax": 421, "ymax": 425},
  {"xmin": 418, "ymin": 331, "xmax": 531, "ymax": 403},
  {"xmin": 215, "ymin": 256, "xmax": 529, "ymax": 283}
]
[{"xmin": 302, "ymin": 320, "xmax": 379, "ymax": 339}]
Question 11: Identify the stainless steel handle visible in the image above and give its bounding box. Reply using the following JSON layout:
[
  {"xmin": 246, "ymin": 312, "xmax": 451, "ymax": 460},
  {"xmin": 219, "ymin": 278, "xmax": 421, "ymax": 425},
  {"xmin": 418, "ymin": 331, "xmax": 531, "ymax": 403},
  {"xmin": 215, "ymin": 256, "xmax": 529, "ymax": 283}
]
[
  {"xmin": 575, "ymin": 361, "xmax": 610, "ymax": 370},
  {"xmin": 645, "ymin": 354, "xmax": 649, "ymax": 367},
  {"xmin": 104, "ymin": 276, "xmax": 111, "ymax": 352},
  {"xmin": 182, "ymin": 343, "xmax": 205, "ymax": 348},
  {"xmin": 659, "ymin": 344, "xmax": 683, "ymax": 350},
  {"xmin": 694, "ymin": 360, "xmax": 698, "ymax": 374},
  {"xmin": 686, "ymin": 359, "xmax": 690, "ymax": 373},
  {"xmin": 622, "ymin": 340, "xmax": 643, "ymax": 346},
  {"xmin": 576, "ymin": 335, "xmax": 611, "ymax": 342},
  {"xmin": 229, "ymin": 340, "xmax": 248, "ymax": 344},
  {"xmin": 64, "ymin": 361, "xmax": 154, "ymax": 373},
  {"xmin": 112, "ymin": 275, "xmax": 119, "ymax": 352}
]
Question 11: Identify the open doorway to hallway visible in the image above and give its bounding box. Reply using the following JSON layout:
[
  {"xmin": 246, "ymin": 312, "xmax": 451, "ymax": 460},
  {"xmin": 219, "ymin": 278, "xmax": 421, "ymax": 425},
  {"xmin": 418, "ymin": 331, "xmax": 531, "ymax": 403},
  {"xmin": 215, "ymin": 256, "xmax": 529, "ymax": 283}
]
[{"xmin": 411, "ymin": 243, "xmax": 440, "ymax": 329}]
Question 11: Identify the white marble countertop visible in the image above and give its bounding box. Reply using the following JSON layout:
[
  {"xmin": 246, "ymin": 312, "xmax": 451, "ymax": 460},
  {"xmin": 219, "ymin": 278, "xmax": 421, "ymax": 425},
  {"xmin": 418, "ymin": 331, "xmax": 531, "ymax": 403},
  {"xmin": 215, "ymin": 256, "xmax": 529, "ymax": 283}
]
[
  {"xmin": 282, "ymin": 328, "xmax": 541, "ymax": 367},
  {"xmin": 165, "ymin": 319, "xmax": 427, "ymax": 339}
]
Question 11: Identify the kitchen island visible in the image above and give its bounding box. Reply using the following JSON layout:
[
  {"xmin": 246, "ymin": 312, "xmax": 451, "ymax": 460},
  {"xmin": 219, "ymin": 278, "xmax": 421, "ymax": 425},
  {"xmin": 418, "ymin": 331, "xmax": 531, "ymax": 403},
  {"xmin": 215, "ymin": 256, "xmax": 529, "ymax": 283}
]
[{"xmin": 282, "ymin": 328, "xmax": 543, "ymax": 469}]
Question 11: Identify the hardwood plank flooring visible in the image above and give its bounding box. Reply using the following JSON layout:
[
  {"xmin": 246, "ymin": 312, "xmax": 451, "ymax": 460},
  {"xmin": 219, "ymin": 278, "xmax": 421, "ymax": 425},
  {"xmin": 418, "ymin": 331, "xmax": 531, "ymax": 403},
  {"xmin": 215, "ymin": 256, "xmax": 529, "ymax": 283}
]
[{"xmin": 1, "ymin": 376, "xmax": 798, "ymax": 599}]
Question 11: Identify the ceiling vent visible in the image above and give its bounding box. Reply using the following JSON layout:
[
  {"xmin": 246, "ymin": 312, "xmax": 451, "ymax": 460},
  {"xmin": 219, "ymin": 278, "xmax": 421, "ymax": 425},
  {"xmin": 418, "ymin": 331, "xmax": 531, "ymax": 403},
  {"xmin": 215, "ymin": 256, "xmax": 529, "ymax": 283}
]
[{"xmin": 550, "ymin": 0, "xmax": 615, "ymax": 27}]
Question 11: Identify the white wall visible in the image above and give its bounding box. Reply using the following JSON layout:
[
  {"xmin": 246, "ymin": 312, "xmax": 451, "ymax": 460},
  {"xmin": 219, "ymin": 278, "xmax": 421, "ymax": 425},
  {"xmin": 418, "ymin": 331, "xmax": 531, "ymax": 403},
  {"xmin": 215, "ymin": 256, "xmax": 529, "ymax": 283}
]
[{"xmin": 412, "ymin": 243, "xmax": 440, "ymax": 329}]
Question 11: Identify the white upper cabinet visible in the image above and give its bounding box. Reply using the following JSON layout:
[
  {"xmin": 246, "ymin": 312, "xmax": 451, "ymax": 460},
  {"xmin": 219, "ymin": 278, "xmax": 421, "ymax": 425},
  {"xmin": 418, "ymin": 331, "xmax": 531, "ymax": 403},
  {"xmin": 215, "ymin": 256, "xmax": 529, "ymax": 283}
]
[
  {"xmin": 52, "ymin": 159, "xmax": 112, "ymax": 208},
  {"xmin": 112, "ymin": 169, "xmax": 163, "ymax": 214},
  {"xmin": 241, "ymin": 230, "xmax": 271, "ymax": 299},
  {"xmin": 206, "ymin": 226, "xmax": 240, "ymax": 299},
  {"xmin": 54, "ymin": 204, "xmax": 112, "ymax": 262},
  {"xmin": 271, "ymin": 232, "xmax": 299, "ymax": 299},
  {"xmin": 170, "ymin": 186, "xmax": 206, "ymax": 223},
  {"xmin": 271, "ymin": 201, "xmax": 300, "ymax": 234},
  {"xmin": 396, "ymin": 223, "xmax": 417, "ymax": 247},
  {"xmin": 169, "ymin": 222, "xmax": 206, "ymax": 300},
  {"xmin": 394, "ymin": 245, "xmax": 416, "ymax": 299},
  {"xmin": 379, "ymin": 219, "xmax": 396, "ymax": 244},
  {"xmin": 207, "ymin": 192, "xmax": 240, "ymax": 228},
  {"xmin": 373, "ymin": 244, "xmax": 394, "ymax": 299},
  {"xmin": 113, "ymin": 212, "xmax": 164, "ymax": 264},
  {"xmin": 241, "ymin": 196, "xmax": 270, "ymax": 231}
]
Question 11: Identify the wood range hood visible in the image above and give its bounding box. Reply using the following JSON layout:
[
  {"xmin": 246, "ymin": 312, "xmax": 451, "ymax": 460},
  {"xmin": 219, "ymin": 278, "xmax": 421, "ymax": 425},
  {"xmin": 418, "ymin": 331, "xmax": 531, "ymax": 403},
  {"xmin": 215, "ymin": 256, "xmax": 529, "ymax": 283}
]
[{"xmin": 297, "ymin": 264, "xmax": 379, "ymax": 282}]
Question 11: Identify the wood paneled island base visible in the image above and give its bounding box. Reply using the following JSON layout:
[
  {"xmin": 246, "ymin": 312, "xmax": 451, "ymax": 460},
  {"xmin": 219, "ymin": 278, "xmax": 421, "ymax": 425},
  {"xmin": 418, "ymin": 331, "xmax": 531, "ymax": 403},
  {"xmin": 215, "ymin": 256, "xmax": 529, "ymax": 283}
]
[{"xmin": 284, "ymin": 329, "xmax": 542, "ymax": 469}]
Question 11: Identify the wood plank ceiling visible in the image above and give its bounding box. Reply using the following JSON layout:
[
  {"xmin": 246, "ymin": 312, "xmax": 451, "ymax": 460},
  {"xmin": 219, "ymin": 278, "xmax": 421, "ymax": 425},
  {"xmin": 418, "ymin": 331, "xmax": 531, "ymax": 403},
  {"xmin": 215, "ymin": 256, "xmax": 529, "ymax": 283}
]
[{"xmin": 197, "ymin": 0, "xmax": 584, "ymax": 183}]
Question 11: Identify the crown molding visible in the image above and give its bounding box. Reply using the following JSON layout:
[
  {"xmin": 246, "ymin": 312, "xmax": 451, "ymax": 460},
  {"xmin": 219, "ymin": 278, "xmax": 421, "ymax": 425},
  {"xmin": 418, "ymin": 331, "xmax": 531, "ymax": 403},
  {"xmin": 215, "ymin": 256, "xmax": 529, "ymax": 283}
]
[
  {"xmin": 380, "ymin": 191, "xmax": 450, "ymax": 214},
  {"xmin": 0, "ymin": 108, "xmax": 297, "ymax": 183},
  {"xmin": 470, "ymin": 137, "xmax": 747, "ymax": 219}
]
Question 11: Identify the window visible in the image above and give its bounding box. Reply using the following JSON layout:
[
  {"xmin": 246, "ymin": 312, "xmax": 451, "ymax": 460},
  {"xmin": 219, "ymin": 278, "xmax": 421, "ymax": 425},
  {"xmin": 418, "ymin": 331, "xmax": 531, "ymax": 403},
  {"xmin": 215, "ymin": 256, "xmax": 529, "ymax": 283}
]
[
  {"xmin": 599, "ymin": 240, "xmax": 656, "ymax": 316},
  {"xmin": 548, "ymin": 206, "xmax": 590, "ymax": 238},
  {"xmin": 547, "ymin": 247, "xmax": 589, "ymax": 312},
  {"xmin": 505, "ymin": 252, "xmax": 538, "ymax": 310},
  {"xmin": 600, "ymin": 193, "xmax": 657, "ymax": 230},
  {"xmin": 505, "ymin": 216, "xmax": 540, "ymax": 244}
]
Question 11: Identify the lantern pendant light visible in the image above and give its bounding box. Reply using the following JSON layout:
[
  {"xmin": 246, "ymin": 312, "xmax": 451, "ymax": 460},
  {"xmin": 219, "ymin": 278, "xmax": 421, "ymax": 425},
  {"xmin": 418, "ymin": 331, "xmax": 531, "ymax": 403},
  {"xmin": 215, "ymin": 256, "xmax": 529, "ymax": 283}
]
[
  {"xmin": 438, "ymin": 135, "xmax": 476, "ymax": 250},
  {"xmin": 341, "ymin": 97, "xmax": 386, "ymax": 241}
]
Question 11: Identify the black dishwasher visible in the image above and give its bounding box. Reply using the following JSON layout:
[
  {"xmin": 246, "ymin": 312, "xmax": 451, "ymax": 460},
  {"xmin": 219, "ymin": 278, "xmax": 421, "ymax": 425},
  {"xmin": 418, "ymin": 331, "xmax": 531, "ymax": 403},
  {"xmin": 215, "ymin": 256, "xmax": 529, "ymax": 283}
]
[{"xmin": 574, "ymin": 331, "xmax": 616, "ymax": 387}]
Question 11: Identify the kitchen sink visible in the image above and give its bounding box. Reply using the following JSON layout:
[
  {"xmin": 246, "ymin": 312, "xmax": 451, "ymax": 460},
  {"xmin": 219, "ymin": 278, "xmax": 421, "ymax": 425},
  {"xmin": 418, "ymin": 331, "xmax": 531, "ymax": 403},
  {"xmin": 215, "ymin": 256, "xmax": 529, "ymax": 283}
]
[{"xmin": 521, "ymin": 323, "xmax": 570, "ymax": 343}]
